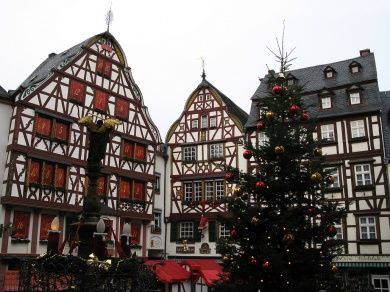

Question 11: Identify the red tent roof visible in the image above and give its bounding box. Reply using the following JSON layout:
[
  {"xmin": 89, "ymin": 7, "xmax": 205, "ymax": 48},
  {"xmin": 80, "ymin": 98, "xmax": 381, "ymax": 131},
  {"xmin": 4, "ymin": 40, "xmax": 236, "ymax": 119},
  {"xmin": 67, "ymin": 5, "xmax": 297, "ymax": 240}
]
[
  {"xmin": 144, "ymin": 260, "xmax": 191, "ymax": 284},
  {"xmin": 182, "ymin": 259, "xmax": 223, "ymax": 286}
]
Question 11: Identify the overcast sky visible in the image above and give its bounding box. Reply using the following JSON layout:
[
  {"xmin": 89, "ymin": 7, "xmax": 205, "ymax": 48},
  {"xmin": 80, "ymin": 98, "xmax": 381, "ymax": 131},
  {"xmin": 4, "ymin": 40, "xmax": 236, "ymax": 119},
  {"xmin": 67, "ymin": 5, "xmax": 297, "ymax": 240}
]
[{"xmin": 1, "ymin": 0, "xmax": 390, "ymax": 141}]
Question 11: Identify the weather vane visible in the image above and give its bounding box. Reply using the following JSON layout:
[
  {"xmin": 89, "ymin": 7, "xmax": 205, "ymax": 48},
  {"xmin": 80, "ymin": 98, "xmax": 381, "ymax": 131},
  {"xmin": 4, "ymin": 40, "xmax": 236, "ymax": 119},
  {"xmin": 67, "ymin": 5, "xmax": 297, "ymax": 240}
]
[
  {"xmin": 105, "ymin": 3, "xmax": 114, "ymax": 32},
  {"xmin": 201, "ymin": 57, "xmax": 206, "ymax": 79}
]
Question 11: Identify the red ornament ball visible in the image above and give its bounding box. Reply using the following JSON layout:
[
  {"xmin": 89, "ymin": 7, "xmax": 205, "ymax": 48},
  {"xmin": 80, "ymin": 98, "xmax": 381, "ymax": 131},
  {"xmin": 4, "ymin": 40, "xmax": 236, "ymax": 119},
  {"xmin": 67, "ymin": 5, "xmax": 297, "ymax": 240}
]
[
  {"xmin": 307, "ymin": 207, "xmax": 317, "ymax": 217},
  {"xmin": 326, "ymin": 225, "xmax": 337, "ymax": 237},
  {"xmin": 224, "ymin": 171, "xmax": 234, "ymax": 182},
  {"xmin": 289, "ymin": 104, "xmax": 300, "ymax": 114},
  {"xmin": 243, "ymin": 149, "xmax": 253, "ymax": 159},
  {"xmin": 262, "ymin": 261, "xmax": 270, "ymax": 269},
  {"xmin": 255, "ymin": 181, "xmax": 266, "ymax": 189},
  {"xmin": 272, "ymin": 84, "xmax": 283, "ymax": 94},
  {"xmin": 257, "ymin": 120, "xmax": 265, "ymax": 130},
  {"xmin": 230, "ymin": 229, "xmax": 238, "ymax": 239},
  {"xmin": 300, "ymin": 112, "xmax": 309, "ymax": 121}
]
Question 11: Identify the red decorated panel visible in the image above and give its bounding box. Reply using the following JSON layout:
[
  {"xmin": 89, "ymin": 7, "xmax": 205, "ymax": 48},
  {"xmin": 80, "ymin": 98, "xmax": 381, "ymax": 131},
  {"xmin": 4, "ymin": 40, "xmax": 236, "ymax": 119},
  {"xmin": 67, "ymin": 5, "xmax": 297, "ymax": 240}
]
[
  {"xmin": 103, "ymin": 61, "xmax": 112, "ymax": 78},
  {"xmin": 55, "ymin": 166, "xmax": 66, "ymax": 189},
  {"xmin": 134, "ymin": 145, "xmax": 146, "ymax": 161},
  {"xmin": 134, "ymin": 182, "xmax": 144, "ymax": 201},
  {"xmin": 36, "ymin": 116, "xmax": 52, "ymax": 137},
  {"xmin": 13, "ymin": 211, "xmax": 30, "ymax": 239},
  {"xmin": 104, "ymin": 219, "xmax": 113, "ymax": 240},
  {"xmin": 94, "ymin": 90, "xmax": 108, "ymax": 112},
  {"xmin": 119, "ymin": 179, "xmax": 131, "ymax": 199},
  {"xmin": 96, "ymin": 57, "xmax": 104, "ymax": 75},
  {"xmin": 69, "ymin": 80, "xmax": 86, "ymax": 103},
  {"xmin": 54, "ymin": 121, "xmax": 69, "ymax": 141},
  {"xmin": 29, "ymin": 161, "xmax": 41, "ymax": 184},
  {"xmin": 43, "ymin": 163, "xmax": 54, "ymax": 186},
  {"xmin": 123, "ymin": 141, "xmax": 134, "ymax": 159},
  {"xmin": 131, "ymin": 223, "xmax": 141, "ymax": 244},
  {"xmin": 40, "ymin": 214, "xmax": 55, "ymax": 240},
  {"xmin": 115, "ymin": 98, "xmax": 129, "ymax": 119},
  {"xmin": 97, "ymin": 176, "xmax": 106, "ymax": 196}
]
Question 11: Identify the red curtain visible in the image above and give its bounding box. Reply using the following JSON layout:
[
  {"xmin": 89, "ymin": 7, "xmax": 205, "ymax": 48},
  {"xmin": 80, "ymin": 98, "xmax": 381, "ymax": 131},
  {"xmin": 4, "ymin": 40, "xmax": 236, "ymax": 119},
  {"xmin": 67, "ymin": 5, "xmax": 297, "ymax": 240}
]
[
  {"xmin": 131, "ymin": 223, "xmax": 141, "ymax": 244},
  {"xmin": 54, "ymin": 121, "xmax": 69, "ymax": 141},
  {"xmin": 40, "ymin": 214, "xmax": 55, "ymax": 240},
  {"xmin": 36, "ymin": 116, "xmax": 52, "ymax": 137},
  {"xmin": 13, "ymin": 212, "xmax": 30, "ymax": 239},
  {"xmin": 115, "ymin": 98, "xmax": 129, "ymax": 119},
  {"xmin": 119, "ymin": 179, "xmax": 131, "ymax": 199},
  {"xmin": 55, "ymin": 166, "xmax": 66, "ymax": 189},
  {"xmin": 103, "ymin": 62, "xmax": 112, "ymax": 78},
  {"xmin": 97, "ymin": 176, "xmax": 106, "ymax": 196},
  {"xmin": 134, "ymin": 182, "xmax": 144, "ymax": 201},
  {"xmin": 94, "ymin": 90, "xmax": 108, "ymax": 111},
  {"xmin": 123, "ymin": 141, "xmax": 134, "ymax": 159},
  {"xmin": 134, "ymin": 145, "xmax": 146, "ymax": 161},
  {"xmin": 69, "ymin": 80, "xmax": 86, "ymax": 103},
  {"xmin": 42, "ymin": 163, "xmax": 54, "ymax": 186},
  {"xmin": 96, "ymin": 57, "xmax": 104, "ymax": 75},
  {"xmin": 96, "ymin": 57, "xmax": 112, "ymax": 78},
  {"xmin": 29, "ymin": 161, "xmax": 41, "ymax": 184}
]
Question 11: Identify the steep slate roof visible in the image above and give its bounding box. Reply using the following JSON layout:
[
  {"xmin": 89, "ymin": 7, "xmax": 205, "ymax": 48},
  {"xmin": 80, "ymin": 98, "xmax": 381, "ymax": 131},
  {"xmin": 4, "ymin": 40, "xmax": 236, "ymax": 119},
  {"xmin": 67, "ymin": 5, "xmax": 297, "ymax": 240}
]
[
  {"xmin": 0, "ymin": 85, "xmax": 9, "ymax": 98},
  {"xmin": 196, "ymin": 77, "xmax": 248, "ymax": 126},
  {"xmin": 246, "ymin": 52, "xmax": 380, "ymax": 129},
  {"xmin": 381, "ymin": 91, "xmax": 390, "ymax": 161}
]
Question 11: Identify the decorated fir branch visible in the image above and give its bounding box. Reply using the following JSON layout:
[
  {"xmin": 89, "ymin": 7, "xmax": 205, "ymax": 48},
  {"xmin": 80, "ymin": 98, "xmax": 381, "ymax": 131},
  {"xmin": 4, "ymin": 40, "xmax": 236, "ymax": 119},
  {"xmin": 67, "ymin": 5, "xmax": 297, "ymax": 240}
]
[{"xmin": 215, "ymin": 43, "xmax": 345, "ymax": 292}]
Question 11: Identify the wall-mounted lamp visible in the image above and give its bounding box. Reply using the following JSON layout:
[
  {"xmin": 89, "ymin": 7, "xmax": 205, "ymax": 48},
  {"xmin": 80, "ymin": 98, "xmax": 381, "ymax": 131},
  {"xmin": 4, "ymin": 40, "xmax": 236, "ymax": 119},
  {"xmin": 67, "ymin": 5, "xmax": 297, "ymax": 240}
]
[{"xmin": 94, "ymin": 218, "xmax": 107, "ymax": 260}]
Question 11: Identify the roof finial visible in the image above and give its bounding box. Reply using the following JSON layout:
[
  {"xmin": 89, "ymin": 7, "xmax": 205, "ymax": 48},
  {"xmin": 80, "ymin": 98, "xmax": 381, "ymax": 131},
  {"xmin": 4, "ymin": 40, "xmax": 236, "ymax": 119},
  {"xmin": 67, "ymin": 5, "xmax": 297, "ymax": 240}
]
[
  {"xmin": 105, "ymin": 3, "xmax": 114, "ymax": 32},
  {"xmin": 201, "ymin": 57, "xmax": 206, "ymax": 80}
]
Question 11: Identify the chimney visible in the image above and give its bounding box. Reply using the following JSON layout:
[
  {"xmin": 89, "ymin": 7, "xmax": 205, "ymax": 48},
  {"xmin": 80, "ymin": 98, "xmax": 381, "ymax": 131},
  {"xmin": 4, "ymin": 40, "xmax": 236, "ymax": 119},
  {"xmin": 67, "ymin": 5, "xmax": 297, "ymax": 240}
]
[
  {"xmin": 360, "ymin": 49, "xmax": 370, "ymax": 57},
  {"xmin": 48, "ymin": 53, "xmax": 57, "ymax": 58}
]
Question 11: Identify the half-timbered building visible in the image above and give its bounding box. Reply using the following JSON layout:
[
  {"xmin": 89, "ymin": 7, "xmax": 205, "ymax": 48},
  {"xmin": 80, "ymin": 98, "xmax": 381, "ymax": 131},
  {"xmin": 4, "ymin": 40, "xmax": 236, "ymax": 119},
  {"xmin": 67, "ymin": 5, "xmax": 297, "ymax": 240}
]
[
  {"xmin": 246, "ymin": 49, "xmax": 390, "ymax": 289},
  {"xmin": 165, "ymin": 73, "xmax": 248, "ymax": 265},
  {"xmin": 0, "ymin": 31, "xmax": 163, "ymax": 284}
]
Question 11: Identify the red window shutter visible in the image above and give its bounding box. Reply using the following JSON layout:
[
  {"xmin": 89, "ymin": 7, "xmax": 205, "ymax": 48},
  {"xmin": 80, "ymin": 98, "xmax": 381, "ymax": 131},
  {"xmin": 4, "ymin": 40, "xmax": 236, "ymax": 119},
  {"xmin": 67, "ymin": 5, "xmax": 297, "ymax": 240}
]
[
  {"xmin": 36, "ymin": 116, "xmax": 52, "ymax": 137},
  {"xmin": 97, "ymin": 176, "xmax": 106, "ymax": 196},
  {"xmin": 123, "ymin": 141, "xmax": 134, "ymax": 159},
  {"xmin": 55, "ymin": 166, "xmax": 66, "ymax": 189},
  {"xmin": 13, "ymin": 212, "xmax": 30, "ymax": 239},
  {"xmin": 131, "ymin": 223, "xmax": 141, "ymax": 244},
  {"xmin": 103, "ymin": 61, "xmax": 112, "ymax": 78},
  {"xmin": 94, "ymin": 90, "xmax": 108, "ymax": 112},
  {"xmin": 134, "ymin": 182, "xmax": 144, "ymax": 201},
  {"xmin": 115, "ymin": 98, "xmax": 129, "ymax": 119},
  {"xmin": 54, "ymin": 121, "xmax": 69, "ymax": 141},
  {"xmin": 69, "ymin": 80, "xmax": 86, "ymax": 103},
  {"xmin": 119, "ymin": 179, "xmax": 131, "ymax": 199},
  {"xmin": 40, "ymin": 214, "xmax": 55, "ymax": 240},
  {"xmin": 29, "ymin": 161, "xmax": 41, "ymax": 184},
  {"xmin": 42, "ymin": 163, "xmax": 54, "ymax": 186},
  {"xmin": 134, "ymin": 145, "xmax": 146, "ymax": 161},
  {"xmin": 96, "ymin": 57, "xmax": 104, "ymax": 75}
]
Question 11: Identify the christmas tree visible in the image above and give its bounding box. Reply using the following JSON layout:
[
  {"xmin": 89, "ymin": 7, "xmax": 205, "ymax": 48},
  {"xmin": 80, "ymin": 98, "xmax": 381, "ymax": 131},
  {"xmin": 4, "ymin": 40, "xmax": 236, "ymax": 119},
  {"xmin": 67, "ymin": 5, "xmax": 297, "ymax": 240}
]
[{"xmin": 213, "ymin": 42, "xmax": 345, "ymax": 292}]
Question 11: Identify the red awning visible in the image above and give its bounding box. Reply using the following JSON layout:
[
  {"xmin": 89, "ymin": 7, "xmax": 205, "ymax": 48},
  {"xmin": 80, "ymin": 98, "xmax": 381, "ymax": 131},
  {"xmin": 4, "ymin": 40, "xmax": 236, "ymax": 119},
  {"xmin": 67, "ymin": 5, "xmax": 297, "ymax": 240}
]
[
  {"xmin": 145, "ymin": 260, "xmax": 191, "ymax": 284},
  {"xmin": 182, "ymin": 259, "xmax": 223, "ymax": 286}
]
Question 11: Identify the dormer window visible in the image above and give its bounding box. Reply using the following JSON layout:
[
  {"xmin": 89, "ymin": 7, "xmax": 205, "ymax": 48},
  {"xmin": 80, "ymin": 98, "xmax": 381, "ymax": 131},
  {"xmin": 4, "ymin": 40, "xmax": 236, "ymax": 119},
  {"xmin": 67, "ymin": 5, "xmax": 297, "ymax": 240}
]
[
  {"xmin": 349, "ymin": 92, "xmax": 361, "ymax": 105},
  {"xmin": 321, "ymin": 96, "xmax": 332, "ymax": 109},
  {"xmin": 351, "ymin": 66, "xmax": 360, "ymax": 74},
  {"xmin": 324, "ymin": 66, "xmax": 337, "ymax": 79},
  {"xmin": 287, "ymin": 79, "xmax": 294, "ymax": 86},
  {"xmin": 286, "ymin": 74, "xmax": 297, "ymax": 86},
  {"xmin": 349, "ymin": 61, "xmax": 362, "ymax": 74}
]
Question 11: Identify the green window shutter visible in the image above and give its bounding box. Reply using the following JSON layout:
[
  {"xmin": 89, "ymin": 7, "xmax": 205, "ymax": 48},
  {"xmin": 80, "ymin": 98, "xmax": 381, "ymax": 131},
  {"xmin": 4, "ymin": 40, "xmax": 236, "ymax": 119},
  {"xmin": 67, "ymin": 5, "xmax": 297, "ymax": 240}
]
[
  {"xmin": 209, "ymin": 221, "xmax": 216, "ymax": 242},
  {"xmin": 170, "ymin": 222, "xmax": 178, "ymax": 242},
  {"xmin": 194, "ymin": 221, "xmax": 201, "ymax": 242}
]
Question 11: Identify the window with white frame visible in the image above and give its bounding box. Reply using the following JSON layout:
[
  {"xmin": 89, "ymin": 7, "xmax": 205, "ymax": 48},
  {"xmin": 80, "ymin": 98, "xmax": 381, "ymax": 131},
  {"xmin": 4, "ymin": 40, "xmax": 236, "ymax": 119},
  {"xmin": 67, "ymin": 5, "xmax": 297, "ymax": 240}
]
[
  {"xmin": 321, "ymin": 97, "xmax": 332, "ymax": 109},
  {"xmin": 324, "ymin": 167, "xmax": 340, "ymax": 188},
  {"xmin": 194, "ymin": 182, "xmax": 202, "ymax": 201},
  {"xmin": 206, "ymin": 94, "xmax": 211, "ymax": 100},
  {"xmin": 359, "ymin": 216, "xmax": 377, "ymax": 239},
  {"xmin": 183, "ymin": 146, "xmax": 196, "ymax": 161},
  {"xmin": 183, "ymin": 183, "xmax": 193, "ymax": 201},
  {"xmin": 354, "ymin": 164, "xmax": 372, "ymax": 186},
  {"xmin": 351, "ymin": 66, "xmax": 360, "ymax": 74},
  {"xmin": 219, "ymin": 223, "xmax": 230, "ymax": 238},
  {"xmin": 210, "ymin": 116, "xmax": 217, "ymax": 128},
  {"xmin": 191, "ymin": 119, "xmax": 198, "ymax": 129},
  {"xmin": 215, "ymin": 180, "xmax": 224, "ymax": 200},
  {"xmin": 198, "ymin": 95, "xmax": 203, "ymax": 102},
  {"xmin": 349, "ymin": 92, "xmax": 361, "ymax": 105},
  {"xmin": 205, "ymin": 181, "xmax": 214, "ymax": 200},
  {"xmin": 258, "ymin": 131, "xmax": 269, "ymax": 147},
  {"xmin": 321, "ymin": 124, "xmax": 335, "ymax": 142},
  {"xmin": 180, "ymin": 222, "xmax": 194, "ymax": 239},
  {"xmin": 325, "ymin": 71, "xmax": 334, "ymax": 79},
  {"xmin": 287, "ymin": 79, "xmax": 294, "ymax": 86},
  {"xmin": 153, "ymin": 210, "xmax": 162, "ymax": 233},
  {"xmin": 351, "ymin": 120, "xmax": 365, "ymax": 138},
  {"xmin": 210, "ymin": 143, "xmax": 224, "ymax": 159},
  {"xmin": 334, "ymin": 223, "xmax": 343, "ymax": 240},
  {"xmin": 372, "ymin": 275, "xmax": 390, "ymax": 292},
  {"xmin": 201, "ymin": 115, "xmax": 208, "ymax": 128}
]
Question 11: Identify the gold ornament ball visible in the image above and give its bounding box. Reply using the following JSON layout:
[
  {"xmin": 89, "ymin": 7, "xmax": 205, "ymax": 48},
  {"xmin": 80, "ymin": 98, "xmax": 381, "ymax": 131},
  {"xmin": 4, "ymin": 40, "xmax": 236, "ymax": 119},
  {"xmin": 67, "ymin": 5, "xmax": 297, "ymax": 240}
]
[
  {"xmin": 283, "ymin": 233, "xmax": 295, "ymax": 242},
  {"xmin": 251, "ymin": 216, "xmax": 260, "ymax": 226},
  {"xmin": 311, "ymin": 172, "xmax": 323, "ymax": 183},
  {"xmin": 331, "ymin": 265, "xmax": 338, "ymax": 272},
  {"xmin": 274, "ymin": 145, "xmax": 285, "ymax": 154},
  {"xmin": 314, "ymin": 148, "xmax": 322, "ymax": 156},
  {"xmin": 233, "ymin": 186, "xmax": 243, "ymax": 196},
  {"xmin": 266, "ymin": 111, "xmax": 275, "ymax": 120},
  {"xmin": 223, "ymin": 255, "xmax": 231, "ymax": 263}
]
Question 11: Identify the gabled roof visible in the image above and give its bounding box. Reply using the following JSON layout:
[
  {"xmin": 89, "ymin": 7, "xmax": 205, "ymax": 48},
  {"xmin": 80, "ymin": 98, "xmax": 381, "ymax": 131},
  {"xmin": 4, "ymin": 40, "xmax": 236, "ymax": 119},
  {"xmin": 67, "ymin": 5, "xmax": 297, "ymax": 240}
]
[
  {"xmin": 246, "ymin": 52, "xmax": 380, "ymax": 129},
  {"xmin": 0, "ymin": 85, "xmax": 9, "ymax": 98}
]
